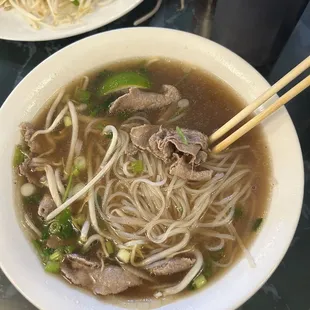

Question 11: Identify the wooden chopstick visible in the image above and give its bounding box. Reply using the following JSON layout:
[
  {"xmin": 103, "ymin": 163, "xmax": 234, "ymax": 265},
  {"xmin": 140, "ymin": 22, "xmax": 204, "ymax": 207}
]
[
  {"xmin": 209, "ymin": 56, "xmax": 310, "ymax": 145},
  {"xmin": 211, "ymin": 75, "xmax": 310, "ymax": 153}
]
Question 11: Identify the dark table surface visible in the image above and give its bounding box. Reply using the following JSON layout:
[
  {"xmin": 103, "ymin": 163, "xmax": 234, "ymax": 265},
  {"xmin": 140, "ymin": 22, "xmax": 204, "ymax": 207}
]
[{"xmin": 1, "ymin": 1, "xmax": 310, "ymax": 309}]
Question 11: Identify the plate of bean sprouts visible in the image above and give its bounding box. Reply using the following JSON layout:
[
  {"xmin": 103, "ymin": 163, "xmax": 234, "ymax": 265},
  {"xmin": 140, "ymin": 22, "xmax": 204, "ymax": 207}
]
[{"xmin": 0, "ymin": 0, "xmax": 144, "ymax": 41}]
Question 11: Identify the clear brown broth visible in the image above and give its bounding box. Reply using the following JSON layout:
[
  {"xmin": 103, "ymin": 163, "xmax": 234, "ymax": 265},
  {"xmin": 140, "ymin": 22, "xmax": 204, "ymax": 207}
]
[{"xmin": 16, "ymin": 58, "xmax": 272, "ymax": 307}]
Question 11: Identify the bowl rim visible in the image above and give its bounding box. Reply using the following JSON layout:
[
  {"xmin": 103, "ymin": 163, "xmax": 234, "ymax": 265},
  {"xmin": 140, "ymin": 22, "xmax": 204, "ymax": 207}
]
[{"xmin": 0, "ymin": 27, "xmax": 304, "ymax": 310}]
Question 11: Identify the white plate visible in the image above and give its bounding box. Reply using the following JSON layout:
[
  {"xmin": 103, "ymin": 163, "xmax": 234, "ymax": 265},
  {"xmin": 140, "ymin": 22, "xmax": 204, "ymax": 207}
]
[
  {"xmin": 0, "ymin": 28, "xmax": 304, "ymax": 310},
  {"xmin": 0, "ymin": 0, "xmax": 143, "ymax": 41}
]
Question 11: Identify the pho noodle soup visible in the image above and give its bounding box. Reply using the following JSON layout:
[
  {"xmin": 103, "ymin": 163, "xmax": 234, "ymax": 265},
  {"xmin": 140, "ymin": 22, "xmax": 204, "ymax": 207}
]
[{"xmin": 13, "ymin": 58, "xmax": 271, "ymax": 305}]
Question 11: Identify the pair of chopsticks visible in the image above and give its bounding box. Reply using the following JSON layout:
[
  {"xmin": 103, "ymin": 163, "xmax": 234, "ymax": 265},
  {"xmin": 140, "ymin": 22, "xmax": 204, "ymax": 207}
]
[{"xmin": 209, "ymin": 56, "xmax": 310, "ymax": 153}]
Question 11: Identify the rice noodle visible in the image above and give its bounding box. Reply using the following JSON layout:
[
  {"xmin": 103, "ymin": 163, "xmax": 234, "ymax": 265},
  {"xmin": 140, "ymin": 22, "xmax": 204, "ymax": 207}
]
[
  {"xmin": 33, "ymin": 92, "xmax": 258, "ymax": 299},
  {"xmin": 46, "ymin": 125, "xmax": 119, "ymax": 221},
  {"xmin": 122, "ymin": 264, "xmax": 157, "ymax": 283},
  {"xmin": 136, "ymin": 232, "xmax": 190, "ymax": 266},
  {"xmin": 83, "ymin": 234, "xmax": 108, "ymax": 257},
  {"xmin": 227, "ymin": 223, "xmax": 256, "ymax": 267},
  {"xmin": 81, "ymin": 76, "xmax": 89, "ymax": 90},
  {"xmin": 45, "ymin": 88, "xmax": 65, "ymax": 129},
  {"xmin": 65, "ymin": 101, "xmax": 79, "ymax": 176},
  {"xmin": 84, "ymin": 118, "xmax": 105, "ymax": 141},
  {"xmin": 55, "ymin": 168, "xmax": 65, "ymax": 196},
  {"xmin": 94, "ymin": 131, "xmax": 256, "ymax": 277},
  {"xmin": 87, "ymin": 142, "xmax": 106, "ymax": 236},
  {"xmin": 155, "ymin": 249, "xmax": 203, "ymax": 297},
  {"xmin": 30, "ymin": 105, "xmax": 68, "ymax": 141},
  {"xmin": 45, "ymin": 164, "xmax": 62, "ymax": 207},
  {"xmin": 74, "ymin": 139, "xmax": 83, "ymax": 157},
  {"xmin": 80, "ymin": 215, "xmax": 90, "ymax": 243},
  {"xmin": 24, "ymin": 214, "xmax": 41, "ymax": 238}
]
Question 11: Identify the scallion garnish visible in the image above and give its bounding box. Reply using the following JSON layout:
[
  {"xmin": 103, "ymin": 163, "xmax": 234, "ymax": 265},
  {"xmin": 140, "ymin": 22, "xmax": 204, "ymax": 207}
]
[
  {"xmin": 117, "ymin": 249, "xmax": 131, "ymax": 263},
  {"xmin": 106, "ymin": 241, "xmax": 114, "ymax": 255},
  {"xmin": 210, "ymin": 248, "xmax": 224, "ymax": 261},
  {"xmin": 64, "ymin": 115, "xmax": 72, "ymax": 127},
  {"xmin": 203, "ymin": 259, "xmax": 213, "ymax": 279},
  {"xmin": 44, "ymin": 261, "xmax": 61, "ymax": 273},
  {"xmin": 75, "ymin": 88, "xmax": 90, "ymax": 103},
  {"xmin": 63, "ymin": 156, "xmax": 86, "ymax": 201},
  {"xmin": 89, "ymin": 97, "xmax": 114, "ymax": 117},
  {"xmin": 252, "ymin": 217, "xmax": 263, "ymax": 231},
  {"xmin": 13, "ymin": 145, "xmax": 25, "ymax": 168},
  {"xmin": 63, "ymin": 245, "xmax": 75, "ymax": 254},
  {"xmin": 49, "ymin": 221, "xmax": 62, "ymax": 235},
  {"xmin": 23, "ymin": 193, "xmax": 42, "ymax": 206},
  {"xmin": 130, "ymin": 160, "xmax": 144, "ymax": 174},
  {"xmin": 63, "ymin": 173, "xmax": 74, "ymax": 201},
  {"xmin": 32, "ymin": 240, "xmax": 54, "ymax": 264},
  {"xmin": 176, "ymin": 126, "xmax": 188, "ymax": 145},
  {"xmin": 192, "ymin": 274, "xmax": 207, "ymax": 290},
  {"xmin": 234, "ymin": 207, "xmax": 243, "ymax": 220},
  {"xmin": 49, "ymin": 250, "xmax": 63, "ymax": 262}
]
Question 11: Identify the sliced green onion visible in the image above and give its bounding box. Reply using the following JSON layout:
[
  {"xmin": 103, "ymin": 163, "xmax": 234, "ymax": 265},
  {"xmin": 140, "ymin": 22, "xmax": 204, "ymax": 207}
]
[
  {"xmin": 13, "ymin": 145, "xmax": 25, "ymax": 167},
  {"xmin": 117, "ymin": 249, "xmax": 131, "ymax": 263},
  {"xmin": 32, "ymin": 240, "xmax": 53, "ymax": 263},
  {"xmin": 32, "ymin": 240, "xmax": 45, "ymax": 260},
  {"xmin": 175, "ymin": 205, "xmax": 183, "ymax": 213},
  {"xmin": 41, "ymin": 225, "xmax": 50, "ymax": 241},
  {"xmin": 63, "ymin": 173, "xmax": 74, "ymax": 201},
  {"xmin": 234, "ymin": 207, "xmax": 243, "ymax": 220},
  {"xmin": 130, "ymin": 160, "xmax": 144, "ymax": 174},
  {"xmin": 56, "ymin": 207, "xmax": 72, "ymax": 224},
  {"xmin": 63, "ymin": 245, "xmax": 75, "ymax": 254},
  {"xmin": 71, "ymin": 0, "xmax": 79, "ymax": 6},
  {"xmin": 89, "ymin": 97, "xmax": 114, "ymax": 117},
  {"xmin": 192, "ymin": 274, "xmax": 207, "ymax": 290},
  {"xmin": 203, "ymin": 259, "xmax": 212, "ymax": 279},
  {"xmin": 23, "ymin": 193, "xmax": 42, "ymax": 206},
  {"xmin": 53, "ymin": 208, "xmax": 75, "ymax": 240},
  {"xmin": 176, "ymin": 126, "xmax": 188, "ymax": 145},
  {"xmin": 42, "ymin": 247, "xmax": 54, "ymax": 258},
  {"xmin": 252, "ymin": 218, "xmax": 263, "ymax": 232},
  {"xmin": 75, "ymin": 88, "xmax": 90, "ymax": 103},
  {"xmin": 49, "ymin": 250, "xmax": 63, "ymax": 262},
  {"xmin": 210, "ymin": 248, "xmax": 225, "ymax": 261},
  {"xmin": 106, "ymin": 241, "xmax": 114, "ymax": 255},
  {"xmin": 49, "ymin": 221, "xmax": 62, "ymax": 235},
  {"xmin": 60, "ymin": 222, "xmax": 74, "ymax": 239},
  {"xmin": 64, "ymin": 115, "xmax": 72, "ymax": 127},
  {"xmin": 44, "ymin": 261, "xmax": 60, "ymax": 273}
]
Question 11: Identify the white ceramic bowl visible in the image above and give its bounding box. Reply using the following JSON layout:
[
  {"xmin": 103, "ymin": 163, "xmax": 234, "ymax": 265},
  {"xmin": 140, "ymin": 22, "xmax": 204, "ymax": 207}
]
[{"xmin": 0, "ymin": 28, "xmax": 304, "ymax": 310}]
